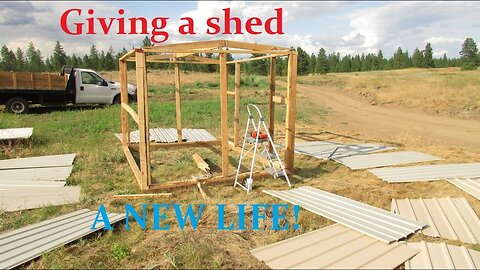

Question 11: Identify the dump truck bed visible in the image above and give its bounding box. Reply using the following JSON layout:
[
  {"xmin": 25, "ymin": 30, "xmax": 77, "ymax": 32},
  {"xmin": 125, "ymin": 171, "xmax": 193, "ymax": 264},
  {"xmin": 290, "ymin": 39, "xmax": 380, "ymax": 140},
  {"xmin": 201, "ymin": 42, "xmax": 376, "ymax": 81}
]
[{"xmin": 0, "ymin": 71, "xmax": 67, "ymax": 91}]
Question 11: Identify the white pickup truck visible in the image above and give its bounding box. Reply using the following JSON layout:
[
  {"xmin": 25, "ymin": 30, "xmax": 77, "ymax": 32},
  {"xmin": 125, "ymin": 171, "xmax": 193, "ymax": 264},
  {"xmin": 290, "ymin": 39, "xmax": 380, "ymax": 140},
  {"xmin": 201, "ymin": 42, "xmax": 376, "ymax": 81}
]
[{"xmin": 0, "ymin": 67, "xmax": 136, "ymax": 114}]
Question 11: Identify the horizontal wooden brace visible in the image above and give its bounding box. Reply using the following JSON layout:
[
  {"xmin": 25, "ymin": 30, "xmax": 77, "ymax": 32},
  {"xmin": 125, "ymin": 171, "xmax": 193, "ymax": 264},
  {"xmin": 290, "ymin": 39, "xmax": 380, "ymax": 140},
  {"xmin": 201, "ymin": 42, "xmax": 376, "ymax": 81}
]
[
  {"xmin": 129, "ymin": 140, "xmax": 221, "ymax": 151},
  {"xmin": 227, "ymin": 91, "xmax": 236, "ymax": 96},
  {"xmin": 273, "ymin": 95, "xmax": 286, "ymax": 104}
]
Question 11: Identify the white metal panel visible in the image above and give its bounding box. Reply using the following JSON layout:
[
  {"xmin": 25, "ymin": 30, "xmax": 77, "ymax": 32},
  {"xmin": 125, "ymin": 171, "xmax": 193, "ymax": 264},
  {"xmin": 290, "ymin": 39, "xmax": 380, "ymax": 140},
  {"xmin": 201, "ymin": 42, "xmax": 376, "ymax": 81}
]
[
  {"xmin": 448, "ymin": 178, "xmax": 480, "ymax": 200},
  {"xmin": 0, "ymin": 186, "xmax": 81, "ymax": 212},
  {"xmin": 0, "ymin": 166, "xmax": 73, "ymax": 181},
  {"xmin": 263, "ymin": 186, "xmax": 426, "ymax": 243},
  {"xmin": 292, "ymin": 141, "xmax": 396, "ymax": 159},
  {"xmin": 405, "ymin": 241, "xmax": 480, "ymax": 269},
  {"xmin": 0, "ymin": 154, "xmax": 76, "ymax": 170},
  {"xmin": 391, "ymin": 197, "xmax": 480, "ymax": 244},
  {"xmin": 369, "ymin": 163, "xmax": 480, "ymax": 183},
  {"xmin": 0, "ymin": 180, "xmax": 66, "ymax": 190},
  {"xmin": 0, "ymin": 128, "xmax": 33, "ymax": 140},
  {"xmin": 115, "ymin": 128, "xmax": 217, "ymax": 143},
  {"xmin": 0, "ymin": 209, "xmax": 124, "ymax": 269},
  {"xmin": 251, "ymin": 224, "xmax": 420, "ymax": 269},
  {"xmin": 335, "ymin": 151, "xmax": 441, "ymax": 170}
]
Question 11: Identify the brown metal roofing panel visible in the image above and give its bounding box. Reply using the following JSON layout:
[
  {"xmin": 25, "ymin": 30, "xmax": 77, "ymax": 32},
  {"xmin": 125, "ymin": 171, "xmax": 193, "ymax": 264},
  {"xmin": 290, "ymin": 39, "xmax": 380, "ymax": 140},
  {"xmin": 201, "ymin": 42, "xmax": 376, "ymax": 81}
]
[
  {"xmin": 391, "ymin": 197, "xmax": 480, "ymax": 244},
  {"xmin": 251, "ymin": 224, "xmax": 420, "ymax": 269},
  {"xmin": 405, "ymin": 241, "xmax": 480, "ymax": 269},
  {"xmin": 448, "ymin": 178, "xmax": 480, "ymax": 200},
  {"xmin": 0, "ymin": 209, "xmax": 125, "ymax": 269},
  {"xmin": 0, "ymin": 186, "xmax": 81, "ymax": 212}
]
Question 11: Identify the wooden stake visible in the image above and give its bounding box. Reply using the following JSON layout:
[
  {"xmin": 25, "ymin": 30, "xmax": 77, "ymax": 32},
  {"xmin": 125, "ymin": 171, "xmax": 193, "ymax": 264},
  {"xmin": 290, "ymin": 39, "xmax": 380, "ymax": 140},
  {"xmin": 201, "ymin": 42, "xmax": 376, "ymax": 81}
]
[
  {"xmin": 135, "ymin": 49, "xmax": 151, "ymax": 190},
  {"xmin": 174, "ymin": 63, "xmax": 182, "ymax": 143},
  {"xmin": 268, "ymin": 57, "xmax": 276, "ymax": 152},
  {"xmin": 197, "ymin": 182, "xmax": 212, "ymax": 199},
  {"xmin": 119, "ymin": 60, "xmax": 130, "ymax": 145},
  {"xmin": 113, "ymin": 193, "xmax": 172, "ymax": 199},
  {"xmin": 192, "ymin": 153, "xmax": 210, "ymax": 174},
  {"xmin": 219, "ymin": 53, "xmax": 229, "ymax": 177},
  {"xmin": 285, "ymin": 53, "xmax": 298, "ymax": 172},
  {"xmin": 234, "ymin": 62, "xmax": 241, "ymax": 147}
]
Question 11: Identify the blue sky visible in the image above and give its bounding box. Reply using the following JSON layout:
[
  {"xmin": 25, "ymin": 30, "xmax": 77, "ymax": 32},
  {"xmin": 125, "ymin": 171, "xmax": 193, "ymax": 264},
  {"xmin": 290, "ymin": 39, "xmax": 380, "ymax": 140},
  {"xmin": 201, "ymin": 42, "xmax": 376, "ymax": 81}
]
[{"xmin": 0, "ymin": 1, "xmax": 479, "ymax": 58}]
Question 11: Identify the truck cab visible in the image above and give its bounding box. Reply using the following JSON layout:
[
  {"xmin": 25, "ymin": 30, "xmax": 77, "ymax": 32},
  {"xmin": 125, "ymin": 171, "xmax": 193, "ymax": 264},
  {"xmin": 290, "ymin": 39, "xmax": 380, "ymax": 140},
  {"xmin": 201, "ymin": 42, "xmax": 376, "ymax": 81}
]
[{"xmin": 72, "ymin": 68, "xmax": 136, "ymax": 104}]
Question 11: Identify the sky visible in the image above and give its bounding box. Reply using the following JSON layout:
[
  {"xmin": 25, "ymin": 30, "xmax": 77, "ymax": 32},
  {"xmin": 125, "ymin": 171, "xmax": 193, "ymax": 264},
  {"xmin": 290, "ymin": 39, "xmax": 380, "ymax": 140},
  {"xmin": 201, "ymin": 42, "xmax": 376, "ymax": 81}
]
[{"xmin": 0, "ymin": 1, "xmax": 479, "ymax": 59}]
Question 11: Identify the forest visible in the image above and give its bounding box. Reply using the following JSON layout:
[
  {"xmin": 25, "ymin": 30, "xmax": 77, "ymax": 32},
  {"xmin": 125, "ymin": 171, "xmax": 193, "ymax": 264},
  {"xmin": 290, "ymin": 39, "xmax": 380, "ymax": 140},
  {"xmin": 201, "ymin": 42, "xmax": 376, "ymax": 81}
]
[{"xmin": 0, "ymin": 37, "xmax": 478, "ymax": 76}]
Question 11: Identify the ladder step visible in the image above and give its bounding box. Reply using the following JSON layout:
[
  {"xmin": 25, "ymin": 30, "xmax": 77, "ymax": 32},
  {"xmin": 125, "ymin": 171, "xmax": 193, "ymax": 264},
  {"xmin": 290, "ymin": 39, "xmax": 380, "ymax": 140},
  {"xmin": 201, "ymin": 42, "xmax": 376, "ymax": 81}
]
[{"xmin": 259, "ymin": 151, "xmax": 278, "ymax": 160}]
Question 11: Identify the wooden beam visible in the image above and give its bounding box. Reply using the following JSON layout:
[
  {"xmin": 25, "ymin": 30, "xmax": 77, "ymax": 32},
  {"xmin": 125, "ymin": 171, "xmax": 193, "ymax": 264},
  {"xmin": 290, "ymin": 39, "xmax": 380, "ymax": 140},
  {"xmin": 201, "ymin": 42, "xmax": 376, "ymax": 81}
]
[
  {"xmin": 268, "ymin": 57, "xmax": 276, "ymax": 152},
  {"xmin": 192, "ymin": 153, "xmax": 210, "ymax": 174},
  {"xmin": 121, "ymin": 102, "xmax": 139, "ymax": 125},
  {"xmin": 135, "ymin": 49, "xmax": 151, "ymax": 190},
  {"xmin": 227, "ymin": 54, "xmax": 287, "ymax": 64},
  {"xmin": 113, "ymin": 193, "xmax": 172, "ymax": 199},
  {"xmin": 227, "ymin": 91, "xmax": 235, "ymax": 96},
  {"xmin": 122, "ymin": 145, "xmax": 142, "ymax": 187},
  {"xmin": 119, "ymin": 60, "xmax": 130, "ymax": 145},
  {"xmin": 234, "ymin": 63, "xmax": 241, "ymax": 147},
  {"xmin": 144, "ymin": 60, "xmax": 219, "ymax": 65},
  {"xmin": 174, "ymin": 63, "xmax": 182, "ymax": 143},
  {"xmin": 143, "ymin": 40, "xmax": 223, "ymax": 52},
  {"xmin": 285, "ymin": 53, "xmax": 298, "ymax": 172},
  {"xmin": 148, "ymin": 171, "xmax": 271, "ymax": 190},
  {"xmin": 219, "ymin": 53, "xmax": 229, "ymax": 177},
  {"xmin": 184, "ymin": 55, "xmax": 219, "ymax": 64},
  {"xmin": 144, "ymin": 48, "xmax": 290, "ymax": 55},
  {"xmin": 225, "ymin": 40, "xmax": 291, "ymax": 51},
  {"xmin": 119, "ymin": 49, "xmax": 136, "ymax": 61},
  {"xmin": 197, "ymin": 183, "xmax": 212, "ymax": 199},
  {"xmin": 272, "ymin": 95, "xmax": 286, "ymax": 104},
  {"xmin": 130, "ymin": 140, "xmax": 221, "ymax": 150}
]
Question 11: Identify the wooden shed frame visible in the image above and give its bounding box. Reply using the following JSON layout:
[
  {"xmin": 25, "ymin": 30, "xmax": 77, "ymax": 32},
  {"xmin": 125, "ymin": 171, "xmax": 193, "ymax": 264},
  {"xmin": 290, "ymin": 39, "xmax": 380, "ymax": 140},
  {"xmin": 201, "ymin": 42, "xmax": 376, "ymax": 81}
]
[{"xmin": 118, "ymin": 40, "xmax": 297, "ymax": 191}]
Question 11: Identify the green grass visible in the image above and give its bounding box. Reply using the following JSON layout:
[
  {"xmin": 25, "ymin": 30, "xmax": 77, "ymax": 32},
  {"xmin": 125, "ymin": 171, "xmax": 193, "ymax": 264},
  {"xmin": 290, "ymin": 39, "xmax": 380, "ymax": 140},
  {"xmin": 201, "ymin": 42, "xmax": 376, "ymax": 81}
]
[{"xmin": 0, "ymin": 89, "xmax": 325, "ymax": 268}]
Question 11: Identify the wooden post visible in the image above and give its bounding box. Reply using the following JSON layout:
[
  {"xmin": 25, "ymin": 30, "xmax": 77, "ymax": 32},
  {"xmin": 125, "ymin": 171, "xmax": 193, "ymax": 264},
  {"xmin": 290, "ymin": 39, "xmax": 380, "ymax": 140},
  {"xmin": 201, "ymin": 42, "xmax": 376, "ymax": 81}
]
[
  {"xmin": 12, "ymin": 72, "xmax": 17, "ymax": 89},
  {"xmin": 284, "ymin": 53, "xmax": 297, "ymax": 172},
  {"xmin": 135, "ymin": 49, "xmax": 151, "ymax": 189},
  {"xmin": 48, "ymin": 74, "xmax": 52, "ymax": 90},
  {"xmin": 234, "ymin": 62, "xmax": 241, "ymax": 147},
  {"xmin": 31, "ymin": 73, "xmax": 35, "ymax": 89},
  {"xmin": 219, "ymin": 53, "xmax": 229, "ymax": 177},
  {"xmin": 174, "ymin": 63, "xmax": 182, "ymax": 143},
  {"xmin": 268, "ymin": 57, "xmax": 276, "ymax": 152},
  {"xmin": 119, "ymin": 60, "xmax": 130, "ymax": 145}
]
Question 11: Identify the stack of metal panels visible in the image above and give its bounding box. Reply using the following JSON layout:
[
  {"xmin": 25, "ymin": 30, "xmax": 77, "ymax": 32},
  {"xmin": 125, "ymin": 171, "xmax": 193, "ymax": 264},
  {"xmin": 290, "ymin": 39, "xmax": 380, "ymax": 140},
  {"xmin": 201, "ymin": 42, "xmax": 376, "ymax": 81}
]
[
  {"xmin": 448, "ymin": 177, "xmax": 480, "ymax": 200},
  {"xmin": 115, "ymin": 128, "xmax": 217, "ymax": 143},
  {"xmin": 334, "ymin": 151, "xmax": 441, "ymax": 170},
  {"xmin": 405, "ymin": 241, "xmax": 480, "ymax": 269},
  {"xmin": 0, "ymin": 154, "xmax": 79, "ymax": 211},
  {"xmin": 0, "ymin": 209, "xmax": 125, "ymax": 269},
  {"xmin": 291, "ymin": 141, "xmax": 396, "ymax": 160}
]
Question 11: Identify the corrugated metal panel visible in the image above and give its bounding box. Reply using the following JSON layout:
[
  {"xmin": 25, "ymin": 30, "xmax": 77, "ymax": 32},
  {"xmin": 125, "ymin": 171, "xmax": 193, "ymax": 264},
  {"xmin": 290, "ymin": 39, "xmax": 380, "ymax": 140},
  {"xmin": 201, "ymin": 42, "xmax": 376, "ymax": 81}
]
[
  {"xmin": 391, "ymin": 197, "xmax": 480, "ymax": 244},
  {"xmin": 335, "ymin": 151, "xmax": 441, "ymax": 170},
  {"xmin": 0, "ymin": 128, "xmax": 33, "ymax": 140},
  {"xmin": 251, "ymin": 223, "xmax": 420, "ymax": 269},
  {"xmin": 405, "ymin": 241, "xmax": 480, "ymax": 269},
  {"xmin": 0, "ymin": 180, "xmax": 66, "ymax": 190},
  {"xmin": 292, "ymin": 141, "xmax": 395, "ymax": 159},
  {"xmin": 0, "ymin": 166, "xmax": 73, "ymax": 181},
  {"xmin": 263, "ymin": 186, "xmax": 426, "ymax": 243},
  {"xmin": 369, "ymin": 163, "xmax": 480, "ymax": 183},
  {"xmin": 0, "ymin": 186, "xmax": 80, "ymax": 212},
  {"xmin": 448, "ymin": 178, "xmax": 480, "ymax": 200},
  {"xmin": 0, "ymin": 154, "xmax": 76, "ymax": 170},
  {"xmin": 115, "ymin": 128, "xmax": 217, "ymax": 143},
  {"xmin": 0, "ymin": 209, "xmax": 125, "ymax": 269}
]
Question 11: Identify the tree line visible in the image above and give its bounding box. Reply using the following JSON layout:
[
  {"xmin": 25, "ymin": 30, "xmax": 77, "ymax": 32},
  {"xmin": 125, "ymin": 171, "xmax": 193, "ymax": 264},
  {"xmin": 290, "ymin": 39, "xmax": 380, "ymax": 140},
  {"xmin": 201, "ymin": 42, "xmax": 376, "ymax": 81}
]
[{"xmin": 0, "ymin": 37, "xmax": 478, "ymax": 76}]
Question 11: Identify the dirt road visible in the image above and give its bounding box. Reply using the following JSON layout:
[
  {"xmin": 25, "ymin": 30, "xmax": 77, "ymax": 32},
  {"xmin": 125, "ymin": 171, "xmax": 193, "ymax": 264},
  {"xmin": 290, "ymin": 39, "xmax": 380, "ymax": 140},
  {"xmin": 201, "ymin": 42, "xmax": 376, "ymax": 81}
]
[{"xmin": 297, "ymin": 83, "xmax": 480, "ymax": 149}]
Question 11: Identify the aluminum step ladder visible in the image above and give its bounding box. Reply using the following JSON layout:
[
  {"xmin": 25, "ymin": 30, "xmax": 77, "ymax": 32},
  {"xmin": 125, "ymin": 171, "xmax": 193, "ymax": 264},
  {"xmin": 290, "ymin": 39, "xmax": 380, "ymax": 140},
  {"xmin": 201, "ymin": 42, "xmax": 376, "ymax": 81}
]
[{"xmin": 234, "ymin": 104, "xmax": 291, "ymax": 192}]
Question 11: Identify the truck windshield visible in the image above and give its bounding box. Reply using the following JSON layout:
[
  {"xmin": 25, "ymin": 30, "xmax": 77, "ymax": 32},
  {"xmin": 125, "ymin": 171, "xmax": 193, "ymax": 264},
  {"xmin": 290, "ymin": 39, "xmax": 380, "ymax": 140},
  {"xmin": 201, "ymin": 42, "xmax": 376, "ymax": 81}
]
[{"xmin": 81, "ymin": 72, "xmax": 104, "ymax": 85}]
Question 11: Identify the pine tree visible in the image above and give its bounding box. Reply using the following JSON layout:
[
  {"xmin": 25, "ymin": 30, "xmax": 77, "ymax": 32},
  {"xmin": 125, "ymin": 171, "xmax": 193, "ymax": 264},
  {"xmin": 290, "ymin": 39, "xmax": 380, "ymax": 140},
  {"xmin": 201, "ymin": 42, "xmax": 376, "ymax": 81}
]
[
  {"xmin": 0, "ymin": 45, "xmax": 17, "ymax": 71},
  {"xmin": 314, "ymin": 48, "xmax": 328, "ymax": 74},
  {"xmin": 26, "ymin": 42, "xmax": 45, "ymax": 72},
  {"xmin": 422, "ymin": 43, "xmax": 434, "ymax": 68},
  {"xmin": 459, "ymin": 37, "xmax": 478, "ymax": 69},
  {"xmin": 51, "ymin": 41, "xmax": 67, "ymax": 71},
  {"xmin": 308, "ymin": 53, "xmax": 316, "ymax": 74},
  {"xmin": 104, "ymin": 46, "xmax": 116, "ymax": 71},
  {"xmin": 15, "ymin": 48, "xmax": 25, "ymax": 71},
  {"xmin": 412, "ymin": 48, "xmax": 423, "ymax": 67},
  {"xmin": 296, "ymin": 47, "xmax": 310, "ymax": 75},
  {"xmin": 88, "ymin": 45, "xmax": 99, "ymax": 69},
  {"xmin": 142, "ymin": 36, "xmax": 152, "ymax": 47}
]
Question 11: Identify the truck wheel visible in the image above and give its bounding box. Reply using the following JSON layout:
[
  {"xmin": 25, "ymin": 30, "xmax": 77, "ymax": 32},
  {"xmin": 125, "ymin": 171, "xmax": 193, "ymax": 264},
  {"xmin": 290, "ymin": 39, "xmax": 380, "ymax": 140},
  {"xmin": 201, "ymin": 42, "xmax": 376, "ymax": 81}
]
[
  {"xmin": 6, "ymin": 97, "xmax": 29, "ymax": 114},
  {"xmin": 112, "ymin": 95, "xmax": 121, "ymax": 105}
]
